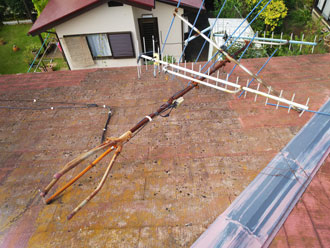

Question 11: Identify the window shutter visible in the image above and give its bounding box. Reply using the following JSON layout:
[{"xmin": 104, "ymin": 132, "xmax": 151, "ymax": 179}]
[
  {"xmin": 63, "ymin": 36, "xmax": 94, "ymax": 67},
  {"xmin": 108, "ymin": 33, "xmax": 135, "ymax": 58}
]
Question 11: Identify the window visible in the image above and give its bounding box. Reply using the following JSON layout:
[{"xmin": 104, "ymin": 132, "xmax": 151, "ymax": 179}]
[
  {"xmin": 86, "ymin": 32, "xmax": 135, "ymax": 59},
  {"xmin": 87, "ymin": 34, "xmax": 112, "ymax": 58},
  {"xmin": 108, "ymin": 33, "xmax": 135, "ymax": 58},
  {"xmin": 316, "ymin": 0, "xmax": 330, "ymax": 20},
  {"xmin": 322, "ymin": 1, "xmax": 330, "ymax": 19},
  {"xmin": 317, "ymin": 0, "xmax": 326, "ymax": 10}
]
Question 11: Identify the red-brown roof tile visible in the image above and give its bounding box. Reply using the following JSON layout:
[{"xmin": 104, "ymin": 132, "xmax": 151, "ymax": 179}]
[{"xmin": 0, "ymin": 54, "xmax": 329, "ymax": 247}]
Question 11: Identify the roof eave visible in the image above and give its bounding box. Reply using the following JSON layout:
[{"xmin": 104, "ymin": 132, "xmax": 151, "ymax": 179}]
[
  {"xmin": 28, "ymin": 0, "xmax": 154, "ymax": 36},
  {"xmin": 28, "ymin": 0, "xmax": 109, "ymax": 36},
  {"xmin": 157, "ymin": 0, "xmax": 205, "ymax": 11},
  {"xmin": 119, "ymin": 0, "xmax": 154, "ymax": 10}
]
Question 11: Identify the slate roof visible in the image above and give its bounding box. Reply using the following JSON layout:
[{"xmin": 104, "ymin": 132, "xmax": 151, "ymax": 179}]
[
  {"xmin": 0, "ymin": 54, "xmax": 329, "ymax": 247},
  {"xmin": 28, "ymin": 0, "xmax": 205, "ymax": 36}
]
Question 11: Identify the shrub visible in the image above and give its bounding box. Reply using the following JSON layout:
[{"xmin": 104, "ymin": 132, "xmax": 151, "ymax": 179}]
[
  {"xmin": 289, "ymin": 8, "xmax": 311, "ymax": 27},
  {"xmin": 23, "ymin": 43, "xmax": 40, "ymax": 64},
  {"xmin": 32, "ymin": 0, "xmax": 48, "ymax": 16},
  {"xmin": 162, "ymin": 55, "xmax": 176, "ymax": 63}
]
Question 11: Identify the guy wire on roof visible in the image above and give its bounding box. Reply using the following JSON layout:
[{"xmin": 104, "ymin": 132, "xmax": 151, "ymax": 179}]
[{"xmin": 0, "ymin": 99, "xmax": 112, "ymax": 144}]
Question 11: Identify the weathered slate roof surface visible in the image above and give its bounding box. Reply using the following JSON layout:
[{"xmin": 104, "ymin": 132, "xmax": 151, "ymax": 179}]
[{"xmin": 0, "ymin": 53, "xmax": 329, "ymax": 247}]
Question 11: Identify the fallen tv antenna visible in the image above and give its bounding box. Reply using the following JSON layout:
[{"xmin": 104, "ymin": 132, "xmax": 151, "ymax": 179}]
[{"xmin": 40, "ymin": 0, "xmax": 315, "ymax": 220}]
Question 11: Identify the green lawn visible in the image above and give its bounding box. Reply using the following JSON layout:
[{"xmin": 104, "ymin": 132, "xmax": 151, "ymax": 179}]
[
  {"xmin": 0, "ymin": 24, "xmax": 68, "ymax": 75},
  {"xmin": 0, "ymin": 24, "xmax": 43, "ymax": 74}
]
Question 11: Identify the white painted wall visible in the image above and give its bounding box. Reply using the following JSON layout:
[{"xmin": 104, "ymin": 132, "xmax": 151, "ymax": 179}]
[
  {"xmin": 133, "ymin": 2, "xmax": 184, "ymax": 61},
  {"xmin": 56, "ymin": 3, "xmax": 139, "ymax": 69},
  {"xmin": 56, "ymin": 2, "xmax": 184, "ymax": 70}
]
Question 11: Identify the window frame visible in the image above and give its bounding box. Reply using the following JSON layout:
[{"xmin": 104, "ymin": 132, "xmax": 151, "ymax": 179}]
[
  {"xmin": 86, "ymin": 33, "xmax": 113, "ymax": 60},
  {"xmin": 315, "ymin": 0, "xmax": 330, "ymax": 22},
  {"xmin": 316, "ymin": 0, "xmax": 327, "ymax": 12},
  {"xmin": 107, "ymin": 32, "xmax": 136, "ymax": 59},
  {"xmin": 64, "ymin": 32, "xmax": 135, "ymax": 60}
]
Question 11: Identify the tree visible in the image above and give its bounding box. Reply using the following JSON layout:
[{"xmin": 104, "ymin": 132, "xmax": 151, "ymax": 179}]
[
  {"xmin": 0, "ymin": 0, "xmax": 35, "ymax": 21},
  {"xmin": 213, "ymin": 0, "xmax": 246, "ymax": 18},
  {"xmin": 258, "ymin": 0, "xmax": 287, "ymax": 31},
  {"xmin": 245, "ymin": 0, "xmax": 287, "ymax": 31},
  {"xmin": 213, "ymin": 0, "xmax": 288, "ymax": 32},
  {"xmin": 32, "ymin": 0, "xmax": 48, "ymax": 16}
]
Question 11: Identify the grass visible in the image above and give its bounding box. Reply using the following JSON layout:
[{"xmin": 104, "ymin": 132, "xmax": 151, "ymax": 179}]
[
  {"xmin": 0, "ymin": 24, "xmax": 68, "ymax": 75},
  {"xmin": 0, "ymin": 24, "xmax": 41, "ymax": 74},
  {"xmin": 52, "ymin": 58, "xmax": 68, "ymax": 71}
]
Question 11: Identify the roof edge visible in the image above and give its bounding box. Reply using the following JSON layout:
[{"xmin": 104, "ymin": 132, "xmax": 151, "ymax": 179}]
[
  {"xmin": 28, "ymin": 0, "xmax": 202, "ymax": 36},
  {"xmin": 157, "ymin": 0, "xmax": 205, "ymax": 11},
  {"xmin": 28, "ymin": 0, "xmax": 109, "ymax": 36}
]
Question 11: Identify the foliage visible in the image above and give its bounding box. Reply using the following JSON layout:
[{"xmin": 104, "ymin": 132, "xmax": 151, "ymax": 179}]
[
  {"xmin": 0, "ymin": 0, "xmax": 35, "ymax": 21},
  {"xmin": 0, "ymin": 0, "xmax": 5, "ymax": 23},
  {"xmin": 163, "ymin": 55, "xmax": 176, "ymax": 63},
  {"xmin": 212, "ymin": 0, "xmax": 245, "ymax": 18},
  {"xmin": 23, "ymin": 43, "xmax": 40, "ymax": 64},
  {"xmin": 286, "ymin": 0, "xmax": 313, "ymax": 10},
  {"xmin": 258, "ymin": 0, "xmax": 287, "ymax": 31},
  {"xmin": 288, "ymin": 8, "xmax": 311, "ymax": 28},
  {"xmin": 244, "ymin": 0, "xmax": 288, "ymax": 31},
  {"xmin": 283, "ymin": 0, "xmax": 314, "ymax": 34},
  {"xmin": 213, "ymin": 0, "xmax": 288, "ymax": 31},
  {"xmin": 0, "ymin": 24, "xmax": 67, "ymax": 74},
  {"xmin": 0, "ymin": 24, "xmax": 38, "ymax": 73},
  {"xmin": 227, "ymin": 41, "xmax": 269, "ymax": 59},
  {"xmin": 52, "ymin": 58, "xmax": 68, "ymax": 71},
  {"xmin": 209, "ymin": 0, "xmax": 328, "ymax": 60},
  {"xmin": 32, "ymin": 0, "xmax": 48, "ymax": 16}
]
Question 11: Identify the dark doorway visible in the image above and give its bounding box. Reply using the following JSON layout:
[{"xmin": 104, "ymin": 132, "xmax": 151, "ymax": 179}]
[{"xmin": 138, "ymin": 17, "xmax": 160, "ymax": 53}]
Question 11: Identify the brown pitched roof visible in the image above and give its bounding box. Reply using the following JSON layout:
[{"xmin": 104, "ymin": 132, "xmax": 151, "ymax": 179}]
[
  {"xmin": 28, "ymin": 0, "xmax": 205, "ymax": 36},
  {"xmin": 0, "ymin": 54, "xmax": 329, "ymax": 247}
]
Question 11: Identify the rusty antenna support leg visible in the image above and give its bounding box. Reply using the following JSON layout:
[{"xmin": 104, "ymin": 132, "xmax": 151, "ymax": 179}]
[
  {"xmin": 40, "ymin": 131, "xmax": 132, "ymax": 201},
  {"xmin": 67, "ymin": 146, "xmax": 122, "ymax": 220},
  {"xmin": 40, "ymin": 143, "xmax": 110, "ymax": 198},
  {"xmin": 44, "ymin": 146, "xmax": 115, "ymax": 204}
]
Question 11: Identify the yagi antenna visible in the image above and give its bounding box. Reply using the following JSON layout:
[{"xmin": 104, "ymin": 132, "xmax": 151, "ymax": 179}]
[{"xmin": 140, "ymin": 54, "xmax": 309, "ymax": 112}]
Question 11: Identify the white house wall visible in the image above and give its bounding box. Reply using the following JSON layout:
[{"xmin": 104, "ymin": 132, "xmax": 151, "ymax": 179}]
[
  {"xmin": 56, "ymin": 3, "xmax": 139, "ymax": 69},
  {"xmin": 55, "ymin": 2, "xmax": 184, "ymax": 70},
  {"xmin": 133, "ymin": 2, "xmax": 184, "ymax": 60}
]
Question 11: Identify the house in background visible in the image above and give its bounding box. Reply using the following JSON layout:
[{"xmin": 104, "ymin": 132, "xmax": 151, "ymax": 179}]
[
  {"xmin": 313, "ymin": 0, "xmax": 330, "ymax": 29},
  {"xmin": 28, "ymin": 0, "xmax": 204, "ymax": 70}
]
